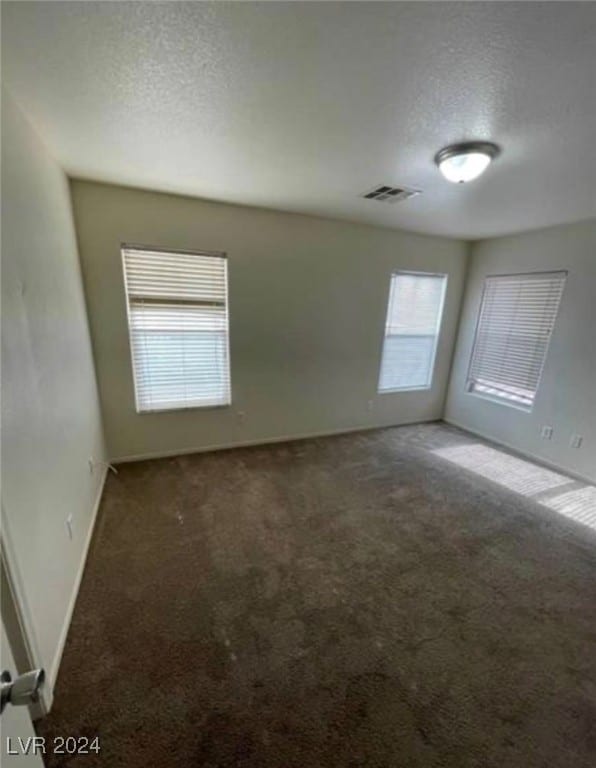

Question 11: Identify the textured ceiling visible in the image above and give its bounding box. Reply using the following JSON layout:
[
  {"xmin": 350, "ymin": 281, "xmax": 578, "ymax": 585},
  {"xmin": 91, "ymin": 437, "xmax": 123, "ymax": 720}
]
[{"xmin": 2, "ymin": 1, "xmax": 596, "ymax": 238}]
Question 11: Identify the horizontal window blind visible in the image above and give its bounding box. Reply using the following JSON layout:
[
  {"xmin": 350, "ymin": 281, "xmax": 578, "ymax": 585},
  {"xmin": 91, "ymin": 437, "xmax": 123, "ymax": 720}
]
[
  {"xmin": 467, "ymin": 271, "xmax": 566, "ymax": 409},
  {"xmin": 378, "ymin": 272, "xmax": 447, "ymax": 392},
  {"xmin": 122, "ymin": 246, "xmax": 231, "ymax": 412}
]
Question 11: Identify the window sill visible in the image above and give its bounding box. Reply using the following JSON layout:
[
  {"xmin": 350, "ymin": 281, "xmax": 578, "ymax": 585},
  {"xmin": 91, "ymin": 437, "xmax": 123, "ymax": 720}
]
[
  {"xmin": 466, "ymin": 389, "xmax": 533, "ymax": 413},
  {"xmin": 378, "ymin": 385, "xmax": 431, "ymax": 394},
  {"xmin": 136, "ymin": 402, "xmax": 231, "ymax": 415}
]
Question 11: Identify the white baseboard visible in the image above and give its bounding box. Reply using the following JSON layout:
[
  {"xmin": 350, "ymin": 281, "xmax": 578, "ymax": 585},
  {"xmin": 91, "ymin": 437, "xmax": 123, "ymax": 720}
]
[
  {"xmin": 48, "ymin": 464, "xmax": 108, "ymax": 693},
  {"xmin": 443, "ymin": 418, "xmax": 595, "ymax": 485},
  {"xmin": 113, "ymin": 418, "xmax": 440, "ymax": 464}
]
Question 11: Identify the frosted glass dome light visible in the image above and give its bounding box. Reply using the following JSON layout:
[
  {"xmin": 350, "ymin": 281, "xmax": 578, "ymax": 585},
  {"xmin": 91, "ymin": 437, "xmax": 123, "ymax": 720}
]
[{"xmin": 435, "ymin": 142, "xmax": 500, "ymax": 183}]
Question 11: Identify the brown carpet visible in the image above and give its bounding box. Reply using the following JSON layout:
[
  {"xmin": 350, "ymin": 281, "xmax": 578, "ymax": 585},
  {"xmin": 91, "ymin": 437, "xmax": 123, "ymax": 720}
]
[{"xmin": 38, "ymin": 423, "xmax": 596, "ymax": 767}]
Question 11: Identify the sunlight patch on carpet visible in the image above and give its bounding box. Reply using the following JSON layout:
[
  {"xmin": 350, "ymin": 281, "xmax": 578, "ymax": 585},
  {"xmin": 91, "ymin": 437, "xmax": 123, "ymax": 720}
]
[
  {"xmin": 432, "ymin": 444, "xmax": 570, "ymax": 495},
  {"xmin": 432, "ymin": 443, "xmax": 596, "ymax": 533},
  {"xmin": 544, "ymin": 486, "xmax": 596, "ymax": 530}
]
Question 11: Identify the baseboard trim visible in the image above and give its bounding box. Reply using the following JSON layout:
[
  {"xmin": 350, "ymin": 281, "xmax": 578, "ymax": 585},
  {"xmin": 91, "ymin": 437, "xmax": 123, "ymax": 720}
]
[
  {"xmin": 112, "ymin": 418, "xmax": 441, "ymax": 465},
  {"xmin": 48, "ymin": 464, "xmax": 108, "ymax": 694},
  {"xmin": 443, "ymin": 418, "xmax": 595, "ymax": 485}
]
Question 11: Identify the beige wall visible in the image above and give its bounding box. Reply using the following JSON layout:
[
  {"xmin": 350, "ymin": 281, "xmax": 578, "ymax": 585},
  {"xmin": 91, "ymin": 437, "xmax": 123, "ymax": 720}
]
[
  {"xmin": 445, "ymin": 219, "xmax": 596, "ymax": 483},
  {"xmin": 70, "ymin": 180, "xmax": 468, "ymax": 461},
  {"xmin": 1, "ymin": 92, "xmax": 106, "ymax": 698}
]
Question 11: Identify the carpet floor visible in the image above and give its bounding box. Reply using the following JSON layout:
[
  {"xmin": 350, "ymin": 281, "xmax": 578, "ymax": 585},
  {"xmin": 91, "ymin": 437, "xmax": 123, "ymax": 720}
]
[{"xmin": 38, "ymin": 423, "xmax": 596, "ymax": 767}]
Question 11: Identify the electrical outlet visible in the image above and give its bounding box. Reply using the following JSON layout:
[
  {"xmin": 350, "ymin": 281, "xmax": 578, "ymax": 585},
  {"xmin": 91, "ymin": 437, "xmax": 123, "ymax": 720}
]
[
  {"xmin": 570, "ymin": 434, "xmax": 583, "ymax": 449},
  {"xmin": 66, "ymin": 514, "xmax": 73, "ymax": 540},
  {"xmin": 88, "ymin": 457, "xmax": 95, "ymax": 474},
  {"xmin": 237, "ymin": 411, "xmax": 246, "ymax": 422},
  {"xmin": 540, "ymin": 425, "xmax": 553, "ymax": 440}
]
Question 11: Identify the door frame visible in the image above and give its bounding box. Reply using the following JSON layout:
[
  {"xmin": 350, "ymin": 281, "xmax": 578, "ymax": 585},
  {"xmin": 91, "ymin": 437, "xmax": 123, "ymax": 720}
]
[{"xmin": 1, "ymin": 503, "xmax": 52, "ymax": 716}]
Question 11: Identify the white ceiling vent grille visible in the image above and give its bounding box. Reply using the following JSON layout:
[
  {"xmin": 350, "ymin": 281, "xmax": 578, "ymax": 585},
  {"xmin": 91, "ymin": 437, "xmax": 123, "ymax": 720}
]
[{"xmin": 361, "ymin": 184, "xmax": 421, "ymax": 203}]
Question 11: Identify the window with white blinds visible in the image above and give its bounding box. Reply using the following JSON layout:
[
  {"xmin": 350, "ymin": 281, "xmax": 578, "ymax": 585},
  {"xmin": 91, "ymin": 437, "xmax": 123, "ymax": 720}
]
[
  {"xmin": 467, "ymin": 271, "xmax": 567, "ymax": 409},
  {"xmin": 121, "ymin": 245, "xmax": 231, "ymax": 413},
  {"xmin": 378, "ymin": 272, "xmax": 447, "ymax": 392}
]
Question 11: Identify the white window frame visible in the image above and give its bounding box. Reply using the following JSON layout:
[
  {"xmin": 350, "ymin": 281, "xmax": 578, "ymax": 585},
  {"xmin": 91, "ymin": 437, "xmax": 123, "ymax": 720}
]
[
  {"xmin": 377, "ymin": 270, "xmax": 448, "ymax": 394},
  {"xmin": 465, "ymin": 270, "xmax": 567, "ymax": 412},
  {"xmin": 121, "ymin": 243, "xmax": 231, "ymax": 414}
]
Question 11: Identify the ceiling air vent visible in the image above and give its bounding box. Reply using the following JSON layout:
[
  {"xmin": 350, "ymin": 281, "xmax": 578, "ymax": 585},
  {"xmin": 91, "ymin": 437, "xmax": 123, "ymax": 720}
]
[{"xmin": 361, "ymin": 184, "xmax": 421, "ymax": 203}]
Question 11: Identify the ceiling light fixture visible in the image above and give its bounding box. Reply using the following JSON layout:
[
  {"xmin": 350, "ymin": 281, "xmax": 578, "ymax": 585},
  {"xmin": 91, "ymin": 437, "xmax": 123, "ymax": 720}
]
[{"xmin": 435, "ymin": 141, "xmax": 501, "ymax": 183}]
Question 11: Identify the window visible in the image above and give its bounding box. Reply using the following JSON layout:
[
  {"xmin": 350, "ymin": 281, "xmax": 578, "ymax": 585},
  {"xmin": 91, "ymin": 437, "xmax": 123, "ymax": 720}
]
[
  {"xmin": 121, "ymin": 245, "xmax": 231, "ymax": 412},
  {"xmin": 467, "ymin": 271, "xmax": 567, "ymax": 410},
  {"xmin": 378, "ymin": 272, "xmax": 447, "ymax": 392}
]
